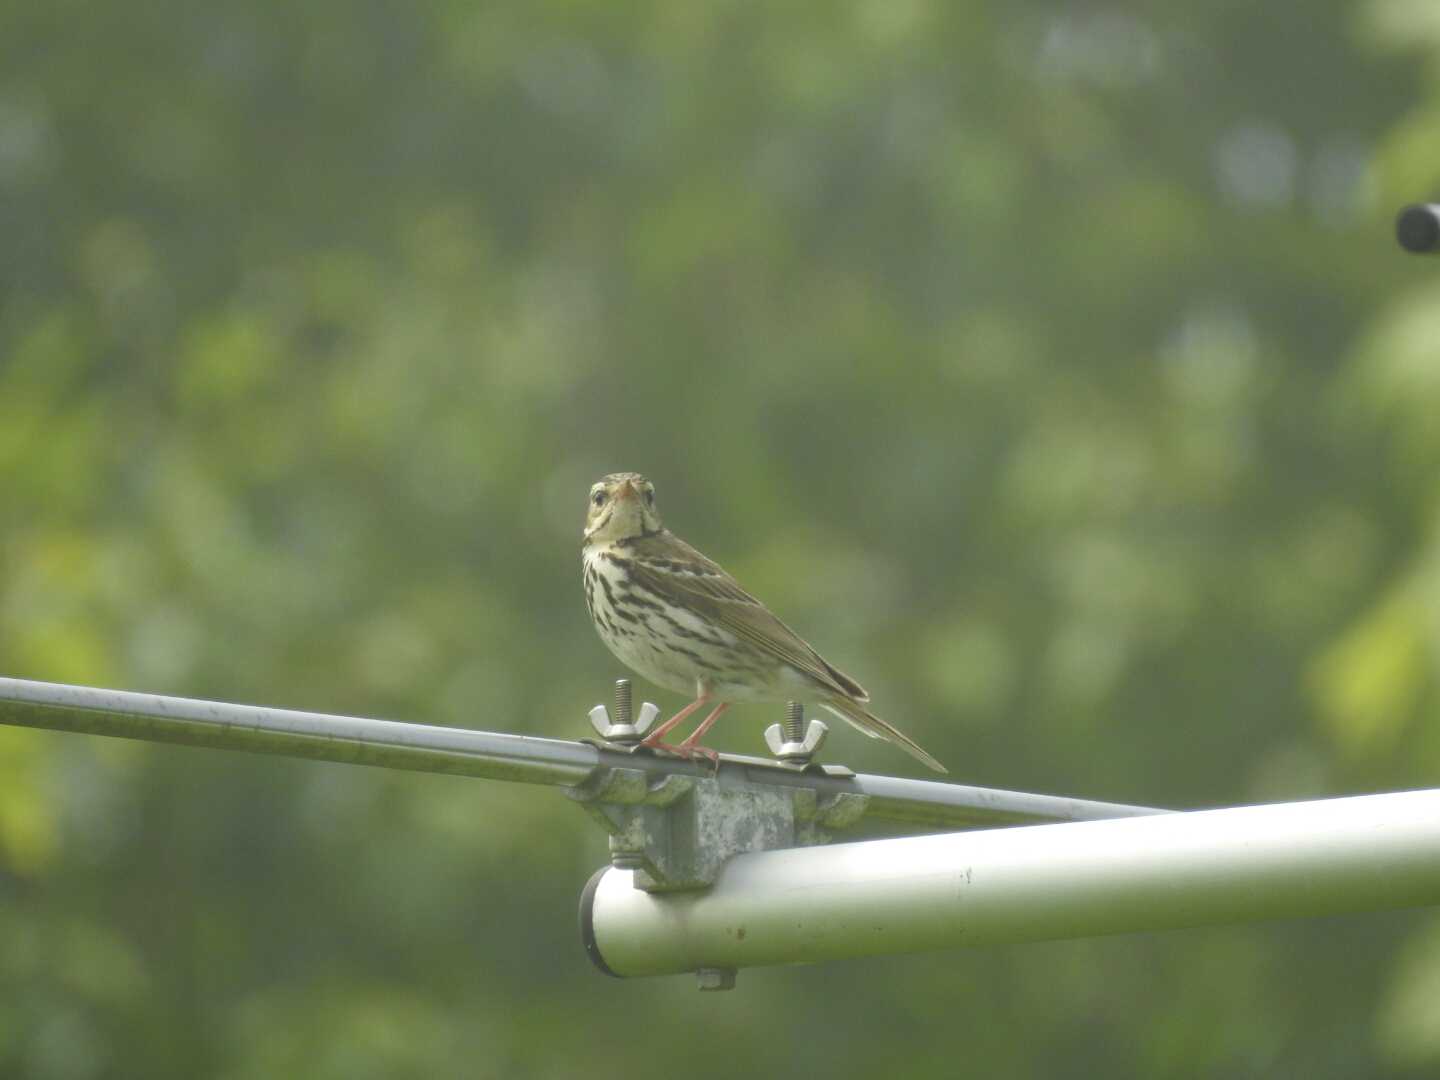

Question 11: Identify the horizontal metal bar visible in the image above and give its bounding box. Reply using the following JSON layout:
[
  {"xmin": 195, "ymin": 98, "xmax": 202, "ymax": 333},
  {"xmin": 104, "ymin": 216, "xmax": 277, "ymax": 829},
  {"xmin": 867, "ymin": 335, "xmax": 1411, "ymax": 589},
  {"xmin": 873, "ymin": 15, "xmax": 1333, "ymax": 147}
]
[
  {"xmin": 584, "ymin": 788, "xmax": 1440, "ymax": 979},
  {"xmin": 0, "ymin": 676, "xmax": 1163, "ymax": 831},
  {"xmin": 0, "ymin": 676, "xmax": 598, "ymax": 786},
  {"xmin": 838, "ymin": 772, "xmax": 1162, "ymax": 829},
  {"xmin": 719, "ymin": 762, "xmax": 1164, "ymax": 830}
]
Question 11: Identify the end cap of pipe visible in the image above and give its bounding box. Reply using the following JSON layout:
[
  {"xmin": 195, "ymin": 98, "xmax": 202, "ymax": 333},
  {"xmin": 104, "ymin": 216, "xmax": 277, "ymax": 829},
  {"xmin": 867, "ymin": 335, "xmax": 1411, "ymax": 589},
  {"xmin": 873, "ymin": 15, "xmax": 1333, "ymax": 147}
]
[
  {"xmin": 579, "ymin": 866, "xmax": 622, "ymax": 978},
  {"xmin": 1397, "ymin": 204, "xmax": 1440, "ymax": 253}
]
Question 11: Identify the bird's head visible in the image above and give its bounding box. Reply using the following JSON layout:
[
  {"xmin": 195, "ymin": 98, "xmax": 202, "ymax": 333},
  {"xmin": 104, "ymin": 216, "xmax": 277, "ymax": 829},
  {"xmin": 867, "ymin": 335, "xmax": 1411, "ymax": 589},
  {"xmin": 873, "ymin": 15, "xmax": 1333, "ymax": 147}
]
[{"xmin": 584, "ymin": 472, "xmax": 661, "ymax": 543}]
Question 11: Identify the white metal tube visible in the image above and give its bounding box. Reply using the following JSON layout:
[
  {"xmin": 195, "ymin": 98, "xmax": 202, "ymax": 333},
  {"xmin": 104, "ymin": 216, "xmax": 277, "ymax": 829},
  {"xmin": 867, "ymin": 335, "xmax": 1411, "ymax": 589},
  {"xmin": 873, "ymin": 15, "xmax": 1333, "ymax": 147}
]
[{"xmin": 583, "ymin": 788, "xmax": 1440, "ymax": 977}]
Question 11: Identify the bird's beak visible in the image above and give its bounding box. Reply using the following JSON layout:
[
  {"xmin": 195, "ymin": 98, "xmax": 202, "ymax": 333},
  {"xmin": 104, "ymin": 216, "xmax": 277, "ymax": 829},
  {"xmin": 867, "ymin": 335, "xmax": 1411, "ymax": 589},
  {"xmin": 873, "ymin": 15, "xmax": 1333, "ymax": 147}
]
[{"xmin": 617, "ymin": 479, "xmax": 638, "ymax": 502}]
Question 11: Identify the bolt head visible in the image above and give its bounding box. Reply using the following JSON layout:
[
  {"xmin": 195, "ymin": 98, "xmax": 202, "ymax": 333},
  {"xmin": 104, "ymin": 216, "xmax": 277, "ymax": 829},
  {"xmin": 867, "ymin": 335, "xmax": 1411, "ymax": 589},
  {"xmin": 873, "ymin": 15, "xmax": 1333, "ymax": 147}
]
[
  {"xmin": 633, "ymin": 701, "xmax": 659, "ymax": 737},
  {"xmin": 588, "ymin": 701, "xmax": 660, "ymax": 742},
  {"xmin": 800, "ymin": 718, "xmax": 829, "ymax": 753},
  {"xmin": 764, "ymin": 718, "xmax": 829, "ymax": 761},
  {"xmin": 696, "ymin": 967, "xmax": 736, "ymax": 991},
  {"xmin": 588, "ymin": 705, "xmax": 614, "ymax": 738}
]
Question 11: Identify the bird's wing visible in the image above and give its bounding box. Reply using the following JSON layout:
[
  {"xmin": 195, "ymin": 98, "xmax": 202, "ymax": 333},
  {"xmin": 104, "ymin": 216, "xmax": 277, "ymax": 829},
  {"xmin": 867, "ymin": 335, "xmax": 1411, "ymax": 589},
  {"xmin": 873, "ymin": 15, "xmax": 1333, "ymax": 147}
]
[{"xmin": 624, "ymin": 532, "xmax": 869, "ymax": 701}]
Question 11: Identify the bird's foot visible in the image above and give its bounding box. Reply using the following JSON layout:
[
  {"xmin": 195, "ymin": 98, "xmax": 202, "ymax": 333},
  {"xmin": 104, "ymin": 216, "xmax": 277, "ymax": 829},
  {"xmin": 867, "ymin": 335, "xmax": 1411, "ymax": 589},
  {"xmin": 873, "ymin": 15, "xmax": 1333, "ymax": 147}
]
[
  {"xmin": 637, "ymin": 736, "xmax": 720, "ymax": 772},
  {"xmin": 637, "ymin": 736, "xmax": 690, "ymax": 759},
  {"xmin": 681, "ymin": 744, "xmax": 720, "ymax": 772}
]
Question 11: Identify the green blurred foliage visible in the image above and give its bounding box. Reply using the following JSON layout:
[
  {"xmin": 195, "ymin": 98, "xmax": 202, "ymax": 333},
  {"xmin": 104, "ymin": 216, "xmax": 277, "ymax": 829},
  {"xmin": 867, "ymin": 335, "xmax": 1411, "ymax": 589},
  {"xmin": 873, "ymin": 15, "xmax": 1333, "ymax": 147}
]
[{"xmin": 3, "ymin": 0, "xmax": 1440, "ymax": 1075}]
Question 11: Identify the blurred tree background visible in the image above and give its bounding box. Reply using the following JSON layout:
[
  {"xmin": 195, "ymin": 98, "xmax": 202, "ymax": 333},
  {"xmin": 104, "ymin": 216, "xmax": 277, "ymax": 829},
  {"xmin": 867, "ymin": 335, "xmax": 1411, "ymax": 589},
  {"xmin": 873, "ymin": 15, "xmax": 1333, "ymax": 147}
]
[{"xmin": 3, "ymin": 0, "xmax": 1440, "ymax": 1075}]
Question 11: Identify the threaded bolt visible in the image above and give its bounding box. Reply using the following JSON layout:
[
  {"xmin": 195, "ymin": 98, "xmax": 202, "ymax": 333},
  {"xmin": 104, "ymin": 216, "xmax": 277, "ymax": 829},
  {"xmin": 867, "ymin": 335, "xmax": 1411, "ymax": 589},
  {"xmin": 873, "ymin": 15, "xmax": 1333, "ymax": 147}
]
[
  {"xmin": 784, "ymin": 701, "xmax": 804, "ymax": 743},
  {"xmin": 614, "ymin": 679, "xmax": 633, "ymax": 727}
]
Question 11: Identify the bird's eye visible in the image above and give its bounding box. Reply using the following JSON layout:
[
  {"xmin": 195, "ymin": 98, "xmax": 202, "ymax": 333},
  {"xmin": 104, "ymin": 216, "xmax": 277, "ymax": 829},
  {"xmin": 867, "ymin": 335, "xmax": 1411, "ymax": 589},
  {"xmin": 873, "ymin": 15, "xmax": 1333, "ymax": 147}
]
[
  {"xmin": 644, "ymin": 489, "xmax": 655, "ymax": 506},
  {"xmin": 592, "ymin": 490, "xmax": 607, "ymax": 507}
]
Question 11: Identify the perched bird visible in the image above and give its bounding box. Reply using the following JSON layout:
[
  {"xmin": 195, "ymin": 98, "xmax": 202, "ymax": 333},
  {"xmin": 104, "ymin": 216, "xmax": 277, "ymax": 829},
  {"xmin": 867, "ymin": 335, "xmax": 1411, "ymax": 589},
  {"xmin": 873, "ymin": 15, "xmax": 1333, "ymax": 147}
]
[{"xmin": 581, "ymin": 472, "xmax": 946, "ymax": 773}]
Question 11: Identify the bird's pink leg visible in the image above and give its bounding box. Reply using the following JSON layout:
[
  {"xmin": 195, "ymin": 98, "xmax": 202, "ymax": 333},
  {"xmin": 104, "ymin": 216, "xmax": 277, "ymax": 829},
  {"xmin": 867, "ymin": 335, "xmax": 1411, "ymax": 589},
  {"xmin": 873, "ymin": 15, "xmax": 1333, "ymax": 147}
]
[
  {"xmin": 679, "ymin": 703, "xmax": 729, "ymax": 750},
  {"xmin": 676, "ymin": 702, "xmax": 730, "ymax": 769},
  {"xmin": 640, "ymin": 696, "xmax": 711, "ymax": 750}
]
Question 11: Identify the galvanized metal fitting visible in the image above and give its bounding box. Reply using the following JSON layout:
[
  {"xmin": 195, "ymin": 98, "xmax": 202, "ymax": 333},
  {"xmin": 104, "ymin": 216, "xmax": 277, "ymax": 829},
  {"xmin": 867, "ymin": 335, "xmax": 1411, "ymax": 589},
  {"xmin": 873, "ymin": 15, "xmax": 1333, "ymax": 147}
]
[
  {"xmin": 588, "ymin": 679, "xmax": 659, "ymax": 743},
  {"xmin": 696, "ymin": 967, "xmax": 736, "ymax": 992},
  {"xmin": 764, "ymin": 702, "xmax": 828, "ymax": 764}
]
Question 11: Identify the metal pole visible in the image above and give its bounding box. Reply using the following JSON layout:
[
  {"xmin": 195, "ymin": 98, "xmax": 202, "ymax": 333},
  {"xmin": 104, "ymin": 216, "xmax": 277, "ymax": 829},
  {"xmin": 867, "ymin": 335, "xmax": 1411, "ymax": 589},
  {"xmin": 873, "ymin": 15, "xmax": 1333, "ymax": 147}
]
[
  {"xmin": 0, "ymin": 676, "xmax": 1163, "ymax": 830},
  {"xmin": 0, "ymin": 675, "xmax": 598, "ymax": 786},
  {"xmin": 582, "ymin": 788, "xmax": 1440, "ymax": 978}
]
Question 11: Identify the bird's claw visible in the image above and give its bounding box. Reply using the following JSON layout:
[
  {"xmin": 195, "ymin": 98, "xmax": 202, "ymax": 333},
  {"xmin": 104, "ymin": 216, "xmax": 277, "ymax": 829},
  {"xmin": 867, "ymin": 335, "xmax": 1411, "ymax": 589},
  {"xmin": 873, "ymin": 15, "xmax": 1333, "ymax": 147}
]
[
  {"xmin": 638, "ymin": 737, "xmax": 690, "ymax": 759},
  {"xmin": 682, "ymin": 744, "xmax": 721, "ymax": 774},
  {"xmin": 637, "ymin": 737, "xmax": 720, "ymax": 773}
]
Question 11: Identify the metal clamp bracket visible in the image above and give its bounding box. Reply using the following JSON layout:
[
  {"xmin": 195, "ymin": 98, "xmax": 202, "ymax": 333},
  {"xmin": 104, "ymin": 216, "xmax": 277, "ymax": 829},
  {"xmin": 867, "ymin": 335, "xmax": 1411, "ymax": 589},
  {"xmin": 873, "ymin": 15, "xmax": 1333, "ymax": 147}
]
[{"xmin": 568, "ymin": 685, "xmax": 871, "ymax": 894}]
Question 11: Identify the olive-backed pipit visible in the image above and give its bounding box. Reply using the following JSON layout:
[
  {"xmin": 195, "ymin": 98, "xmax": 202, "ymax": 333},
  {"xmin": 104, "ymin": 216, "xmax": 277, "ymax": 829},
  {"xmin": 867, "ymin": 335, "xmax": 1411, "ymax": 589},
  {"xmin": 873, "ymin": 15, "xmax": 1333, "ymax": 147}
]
[{"xmin": 581, "ymin": 472, "xmax": 946, "ymax": 773}]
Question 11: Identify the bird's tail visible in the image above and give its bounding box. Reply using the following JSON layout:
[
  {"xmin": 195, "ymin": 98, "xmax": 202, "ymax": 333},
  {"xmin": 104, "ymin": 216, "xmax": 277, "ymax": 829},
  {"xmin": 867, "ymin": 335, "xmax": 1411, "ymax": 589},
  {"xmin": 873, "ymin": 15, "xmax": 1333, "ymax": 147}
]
[{"xmin": 820, "ymin": 697, "xmax": 948, "ymax": 774}]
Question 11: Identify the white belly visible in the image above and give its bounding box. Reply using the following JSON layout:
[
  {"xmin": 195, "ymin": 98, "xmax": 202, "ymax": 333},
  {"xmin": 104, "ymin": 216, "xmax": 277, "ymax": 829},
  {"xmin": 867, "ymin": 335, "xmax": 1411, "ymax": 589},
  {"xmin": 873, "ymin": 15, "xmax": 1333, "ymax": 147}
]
[{"xmin": 582, "ymin": 544, "xmax": 778, "ymax": 701}]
